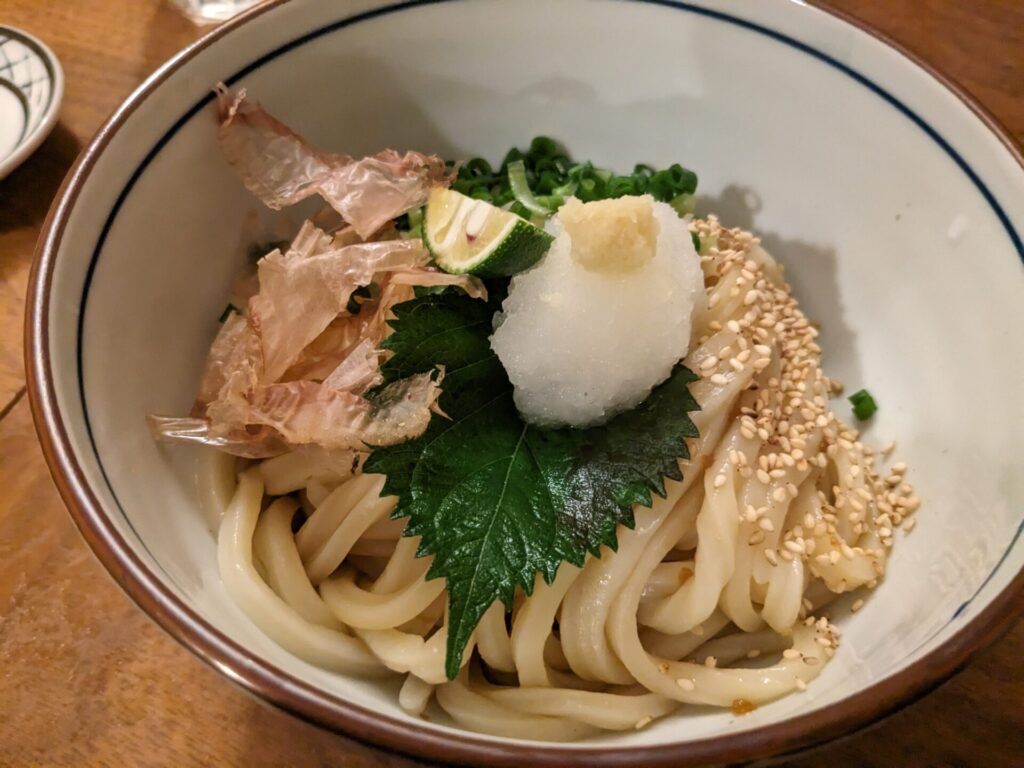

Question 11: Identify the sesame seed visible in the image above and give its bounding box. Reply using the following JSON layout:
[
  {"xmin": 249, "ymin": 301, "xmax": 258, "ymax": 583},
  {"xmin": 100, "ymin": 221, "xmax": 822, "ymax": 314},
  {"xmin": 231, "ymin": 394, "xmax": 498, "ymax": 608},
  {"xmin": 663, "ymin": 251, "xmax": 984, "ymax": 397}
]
[
  {"xmin": 881, "ymin": 441, "xmax": 896, "ymax": 456},
  {"xmin": 711, "ymin": 373, "xmax": 729, "ymax": 386},
  {"xmin": 708, "ymin": 293, "xmax": 721, "ymax": 309},
  {"xmin": 714, "ymin": 474, "xmax": 727, "ymax": 489},
  {"xmin": 784, "ymin": 540, "xmax": 805, "ymax": 554},
  {"xmin": 764, "ymin": 549, "xmax": 779, "ymax": 566},
  {"xmin": 851, "ymin": 599, "xmax": 865, "ymax": 613},
  {"xmin": 635, "ymin": 716, "xmax": 653, "ymax": 730},
  {"xmin": 676, "ymin": 678, "xmax": 695, "ymax": 691},
  {"xmin": 705, "ymin": 656, "xmax": 717, "ymax": 668},
  {"xmin": 902, "ymin": 517, "xmax": 917, "ymax": 532},
  {"xmin": 795, "ymin": 679, "xmax": 808, "ymax": 691},
  {"xmin": 772, "ymin": 487, "xmax": 787, "ymax": 502},
  {"xmin": 727, "ymin": 320, "xmax": 741, "ymax": 333},
  {"xmin": 699, "ymin": 356, "xmax": 719, "ymax": 371},
  {"xmin": 748, "ymin": 530, "xmax": 766, "ymax": 545},
  {"xmin": 816, "ymin": 637, "xmax": 833, "ymax": 648},
  {"xmin": 730, "ymin": 358, "xmax": 745, "ymax": 372},
  {"xmin": 758, "ymin": 517, "xmax": 775, "ymax": 532},
  {"xmin": 892, "ymin": 462, "xmax": 907, "ymax": 474},
  {"xmin": 783, "ymin": 648, "xmax": 801, "ymax": 660},
  {"xmin": 691, "ymin": 624, "xmax": 705, "ymax": 636}
]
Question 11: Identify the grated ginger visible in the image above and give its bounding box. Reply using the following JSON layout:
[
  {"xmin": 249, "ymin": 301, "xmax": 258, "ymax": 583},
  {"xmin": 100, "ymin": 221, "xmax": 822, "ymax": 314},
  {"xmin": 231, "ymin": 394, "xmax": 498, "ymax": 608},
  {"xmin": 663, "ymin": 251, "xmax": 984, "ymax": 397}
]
[{"xmin": 560, "ymin": 195, "xmax": 659, "ymax": 273}]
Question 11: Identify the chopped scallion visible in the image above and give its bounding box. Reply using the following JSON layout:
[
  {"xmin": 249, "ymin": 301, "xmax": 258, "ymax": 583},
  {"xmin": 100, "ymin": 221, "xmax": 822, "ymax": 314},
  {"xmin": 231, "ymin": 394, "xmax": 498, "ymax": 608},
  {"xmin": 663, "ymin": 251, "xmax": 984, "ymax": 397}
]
[
  {"xmin": 508, "ymin": 159, "xmax": 556, "ymax": 217},
  {"xmin": 848, "ymin": 389, "xmax": 878, "ymax": 420}
]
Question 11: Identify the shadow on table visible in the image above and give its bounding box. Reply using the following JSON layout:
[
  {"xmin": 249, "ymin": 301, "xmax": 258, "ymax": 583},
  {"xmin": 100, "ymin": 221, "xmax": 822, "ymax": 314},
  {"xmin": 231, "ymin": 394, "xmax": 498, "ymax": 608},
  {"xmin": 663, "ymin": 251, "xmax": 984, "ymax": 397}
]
[{"xmin": 0, "ymin": 122, "xmax": 81, "ymax": 235}]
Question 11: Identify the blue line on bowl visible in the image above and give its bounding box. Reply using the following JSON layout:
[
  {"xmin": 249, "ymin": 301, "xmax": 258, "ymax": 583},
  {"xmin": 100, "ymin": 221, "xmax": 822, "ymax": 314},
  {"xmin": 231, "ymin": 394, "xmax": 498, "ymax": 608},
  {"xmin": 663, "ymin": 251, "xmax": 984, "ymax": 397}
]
[
  {"xmin": 0, "ymin": 27, "xmax": 57, "ymax": 115},
  {"xmin": 0, "ymin": 78, "xmax": 30, "ymax": 151},
  {"xmin": 953, "ymin": 517, "xmax": 1024, "ymax": 620},
  {"xmin": 72, "ymin": 0, "xmax": 1024, "ymax": 595}
]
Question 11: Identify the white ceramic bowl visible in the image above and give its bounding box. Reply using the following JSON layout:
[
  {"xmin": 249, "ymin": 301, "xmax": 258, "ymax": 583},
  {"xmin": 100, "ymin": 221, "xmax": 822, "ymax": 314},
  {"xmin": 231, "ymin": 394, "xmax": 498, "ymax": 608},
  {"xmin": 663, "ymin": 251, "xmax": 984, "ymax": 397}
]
[
  {"xmin": 0, "ymin": 25, "xmax": 64, "ymax": 180},
  {"xmin": 27, "ymin": 1, "xmax": 1024, "ymax": 765}
]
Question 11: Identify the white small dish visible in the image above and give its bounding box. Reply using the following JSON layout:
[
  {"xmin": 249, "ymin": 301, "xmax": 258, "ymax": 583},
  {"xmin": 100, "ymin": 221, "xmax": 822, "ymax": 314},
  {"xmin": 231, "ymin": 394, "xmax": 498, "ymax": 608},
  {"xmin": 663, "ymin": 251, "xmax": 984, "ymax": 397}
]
[{"xmin": 0, "ymin": 25, "xmax": 63, "ymax": 180}]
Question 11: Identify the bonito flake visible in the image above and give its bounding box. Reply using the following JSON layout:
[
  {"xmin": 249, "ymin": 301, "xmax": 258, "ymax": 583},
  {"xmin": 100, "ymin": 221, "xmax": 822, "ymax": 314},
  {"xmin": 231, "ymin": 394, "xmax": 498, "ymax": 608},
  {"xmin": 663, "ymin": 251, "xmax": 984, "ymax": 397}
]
[
  {"xmin": 150, "ymin": 89, "xmax": 485, "ymax": 457},
  {"xmin": 216, "ymin": 86, "xmax": 451, "ymax": 238}
]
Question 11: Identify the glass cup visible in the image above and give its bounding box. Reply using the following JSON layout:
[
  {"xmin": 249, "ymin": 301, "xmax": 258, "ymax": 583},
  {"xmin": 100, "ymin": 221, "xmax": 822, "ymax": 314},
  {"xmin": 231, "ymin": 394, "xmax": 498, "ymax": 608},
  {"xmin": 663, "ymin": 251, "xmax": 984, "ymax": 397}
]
[{"xmin": 169, "ymin": 0, "xmax": 264, "ymax": 23}]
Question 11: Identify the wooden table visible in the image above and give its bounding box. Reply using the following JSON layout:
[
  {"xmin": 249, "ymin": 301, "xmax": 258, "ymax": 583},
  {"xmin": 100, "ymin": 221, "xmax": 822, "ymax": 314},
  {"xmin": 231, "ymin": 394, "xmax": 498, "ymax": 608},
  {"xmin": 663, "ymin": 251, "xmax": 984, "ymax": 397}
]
[{"xmin": 1, "ymin": 1, "xmax": 1021, "ymax": 765}]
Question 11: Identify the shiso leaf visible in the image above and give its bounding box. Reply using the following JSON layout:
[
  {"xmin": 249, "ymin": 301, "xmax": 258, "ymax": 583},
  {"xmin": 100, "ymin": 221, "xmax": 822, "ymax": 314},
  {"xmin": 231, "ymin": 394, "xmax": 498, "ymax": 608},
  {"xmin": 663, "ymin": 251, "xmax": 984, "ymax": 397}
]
[{"xmin": 364, "ymin": 289, "xmax": 700, "ymax": 679}]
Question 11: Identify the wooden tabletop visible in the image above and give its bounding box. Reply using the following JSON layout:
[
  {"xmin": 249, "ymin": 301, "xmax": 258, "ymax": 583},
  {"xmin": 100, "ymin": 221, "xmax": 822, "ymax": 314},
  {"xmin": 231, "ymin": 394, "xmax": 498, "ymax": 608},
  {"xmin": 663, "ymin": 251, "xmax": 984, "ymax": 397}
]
[{"xmin": 1, "ymin": 1, "xmax": 1021, "ymax": 765}]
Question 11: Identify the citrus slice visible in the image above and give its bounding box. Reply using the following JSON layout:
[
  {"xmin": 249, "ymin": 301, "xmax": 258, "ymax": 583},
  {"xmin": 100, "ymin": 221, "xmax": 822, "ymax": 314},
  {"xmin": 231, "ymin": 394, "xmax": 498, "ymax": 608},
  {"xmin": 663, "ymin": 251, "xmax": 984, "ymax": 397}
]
[{"xmin": 425, "ymin": 187, "xmax": 554, "ymax": 277}]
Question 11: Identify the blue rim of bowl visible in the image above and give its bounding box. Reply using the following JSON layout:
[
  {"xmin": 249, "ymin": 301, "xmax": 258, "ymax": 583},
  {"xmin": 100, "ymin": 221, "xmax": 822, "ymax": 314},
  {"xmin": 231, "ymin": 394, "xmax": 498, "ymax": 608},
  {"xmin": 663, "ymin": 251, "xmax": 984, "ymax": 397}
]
[{"xmin": 25, "ymin": 1, "xmax": 1024, "ymax": 766}]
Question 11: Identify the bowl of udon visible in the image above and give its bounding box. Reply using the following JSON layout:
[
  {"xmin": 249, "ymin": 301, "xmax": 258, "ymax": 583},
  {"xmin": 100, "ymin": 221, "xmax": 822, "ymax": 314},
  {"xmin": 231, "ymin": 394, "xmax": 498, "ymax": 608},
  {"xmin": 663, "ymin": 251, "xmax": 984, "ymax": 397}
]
[{"xmin": 26, "ymin": 0, "xmax": 1024, "ymax": 765}]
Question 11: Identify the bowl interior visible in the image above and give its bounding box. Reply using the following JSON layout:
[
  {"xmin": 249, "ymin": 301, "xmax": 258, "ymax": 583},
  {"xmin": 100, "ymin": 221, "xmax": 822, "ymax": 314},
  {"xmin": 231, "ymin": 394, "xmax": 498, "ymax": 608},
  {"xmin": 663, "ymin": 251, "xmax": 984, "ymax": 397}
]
[{"xmin": 39, "ymin": 0, "xmax": 1024, "ymax": 756}]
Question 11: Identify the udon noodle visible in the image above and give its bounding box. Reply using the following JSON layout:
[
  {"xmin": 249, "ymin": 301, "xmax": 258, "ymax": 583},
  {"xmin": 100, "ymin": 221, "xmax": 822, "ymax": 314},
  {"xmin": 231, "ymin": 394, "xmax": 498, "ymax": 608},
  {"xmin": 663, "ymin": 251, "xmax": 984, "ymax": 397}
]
[{"xmin": 200, "ymin": 216, "xmax": 918, "ymax": 738}]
